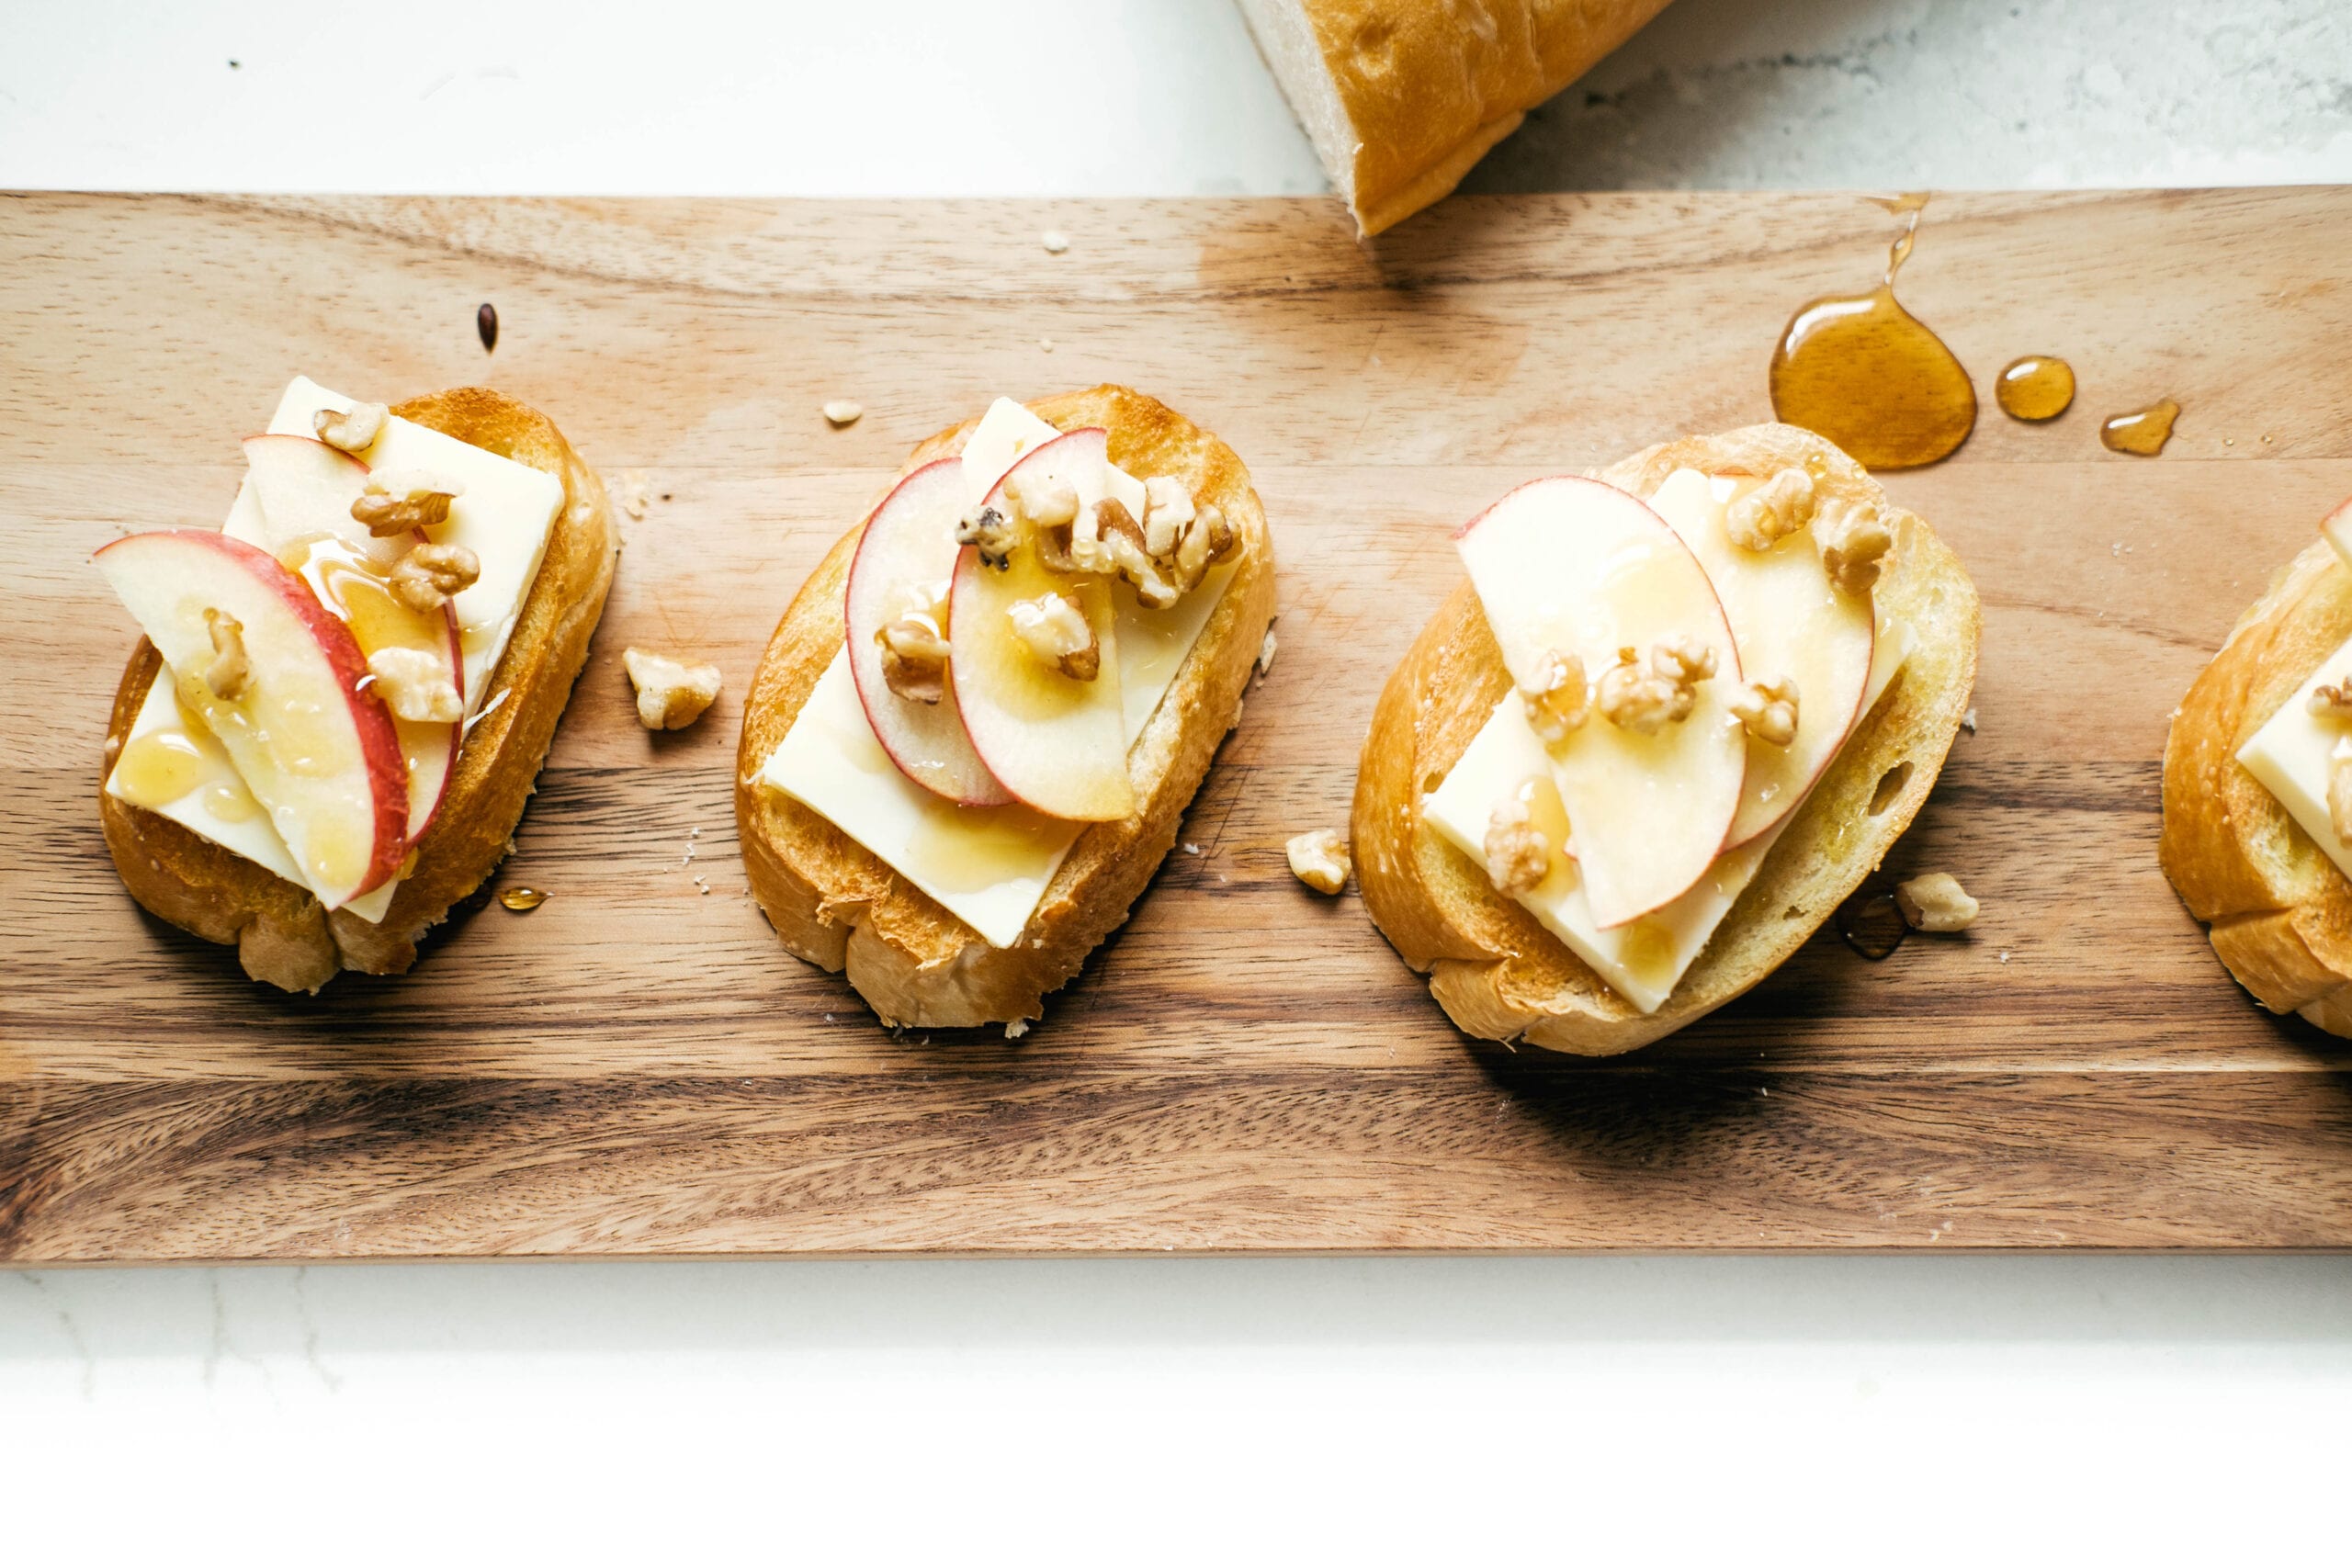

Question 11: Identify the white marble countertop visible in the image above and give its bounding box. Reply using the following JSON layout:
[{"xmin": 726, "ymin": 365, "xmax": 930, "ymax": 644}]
[{"xmin": 4, "ymin": 0, "xmax": 2349, "ymax": 1554}]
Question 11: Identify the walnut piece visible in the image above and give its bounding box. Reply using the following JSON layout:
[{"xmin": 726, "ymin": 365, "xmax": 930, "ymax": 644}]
[
  {"xmin": 1818, "ymin": 499, "xmax": 1893, "ymax": 596},
  {"xmin": 956, "ymin": 503, "xmax": 1017, "ymax": 570},
  {"xmin": 202, "ymin": 608, "xmax": 250, "ymax": 700},
  {"xmin": 1285, "ymin": 829, "xmax": 1351, "ymax": 895},
  {"xmin": 1003, "ymin": 467, "xmax": 1080, "ymax": 532},
  {"xmin": 821, "ymin": 400, "xmax": 863, "ymax": 427},
  {"xmin": 351, "ymin": 469, "xmax": 464, "ymax": 537},
  {"xmin": 1518, "ymin": 649, "xmax": 1589, "ymax": 745},
  {"xmin": 312, "ymin": 401, "xmax": 387, "ymax": 455},
  {"xmin": 1725, "ymin": 468, "xmax": 1815, "ymax": 552},
  {"xmin": 2309, "ymin": 680, "xmax": 2352, "ymax": 718},
  {"xmin": 1894, "ymin": 872, "xmax": 1979, "ymax": 932},
  {"xmin": 1007, "ymin": 592, "xmax": 1100, "ymax": 681},
  {"xmin": 875, "ymin": 584, "xmax": 952, "ymax": 705},
  {"xmin": 390, "ymin": 541, "xmax": 481, "ymax": 613},
  {"xmin": 1728, "ymin": 675, "xmax": 1801, "ymax": 747},
  {"xmin": 622, "ymin": 647, "xmax": 723, "ymax": 730},
  {"xmin": 1484, "ymin": 795, "xmax": 1552, "ymax": 897},
  {"xmin": 2331, "ymin": 738, "xmax": 2352, "ymax": 844},
  {"xmin": 1596, "ymin": 637, "xmax": 1716, "ymax": 735},
  {"xmin": 368, "ymin": 646, "xmax": 463, "ymax": 724}
]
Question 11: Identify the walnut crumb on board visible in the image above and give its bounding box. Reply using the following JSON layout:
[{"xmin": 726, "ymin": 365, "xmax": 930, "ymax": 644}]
[
  {"xmin": 1894, "ymin": 873, "xmax": 1979, "ymax": 932},
  {"xmin": 1005, "ymin": 1020, "xmax": 1031, "ymax": 1040},
  {"xmin": 1041, "ymin": 231, "xmax": 1069, "ymax": 254},
  {"xmin": 623, "ymin": 648, "xmax": 723, "ymax": 730},
  {"xmin": 821, "ymin": 400, "xmax": 863, "ymax": 427},
  {"xmin": 1286, "ymin": 829, "xmax": 1350, "ymax": 895}
]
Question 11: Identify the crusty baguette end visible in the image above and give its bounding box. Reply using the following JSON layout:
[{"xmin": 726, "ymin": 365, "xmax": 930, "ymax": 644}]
[
  {"xmin": 733, "ymin": 385, "xmax": 1278, "ymax": 1029},
  {"xmin": 1351, "ymin": 423, "xmax": 1981, "ymax": 1055},
  {"xmin": 100, "ymin": 387, "xmax": 620, "ymax": 991}
]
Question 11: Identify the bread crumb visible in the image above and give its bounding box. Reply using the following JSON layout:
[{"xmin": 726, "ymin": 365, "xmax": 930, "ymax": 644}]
[
  {"xmin": 1182, "ymin": 842, "xmax": 1201, "ymax": 855},
  {"xmin": 1894, "ymin": 873, "xmax": 1979, "ymax": 932},
  {"xmin": 614, "ymin": 469, "xmax": 651, "ymax": 521},
  {"xmin": 624, "ymin": 648, "xmax": 723, "ymax": 730},
  {"xmin": 1005, "ymin": 1020, "xmax": 1031, "ymax": 1040},
  {"xmin": 1257, "ymin": 627, "xmax": 1278, "ymax": 675},
  {"xmin": 822, "ymin": 400, "xmax": 863, "ymax": 427},
  {"xmin": 1286, "ymin": 829, "xmax": 1350, "ymax": 895},
  {"xmin": 1041, "ymin": 231, "xmax": 1069, "ymax": 254},
  {"xmin": 1040, "ymin": 338, "xmax": 1056, "ymax": 353},
  {"xmin": 1961, "ymin": 707, "xmax": 1977, "ymax": 734}
]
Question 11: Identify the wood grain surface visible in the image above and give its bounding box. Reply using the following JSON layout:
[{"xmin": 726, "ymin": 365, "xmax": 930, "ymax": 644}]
[{"xmin": 4, "ymin": 189, "xmax": 2350, "ymax": 1261}]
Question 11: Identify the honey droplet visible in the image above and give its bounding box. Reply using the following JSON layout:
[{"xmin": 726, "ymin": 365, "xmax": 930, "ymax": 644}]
[
  {"xmin": 111, "ymin": 729, "xmax": 209, "ymax": 807},
  {"xmin": 1995, "ymin": 355, "xmax": 2075, "ymax": 422},
  {"xmin": 1836, "ymin": 887, "xmax": 1909, "ymax": 961},
  {"xmin": 1768, "ymin": 201, "xmax": 1975, "ymax": 470},
  {"xmin": 499, "ymin": 887, "xmax": 548, "ymax": 911},
  {"xmin": 2099, "ymin": 398, "xmax": 2180, "ymax": 457}
]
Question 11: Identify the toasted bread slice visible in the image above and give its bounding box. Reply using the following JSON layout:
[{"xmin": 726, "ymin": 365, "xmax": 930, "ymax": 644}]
[
  {"xmin": 99, "ymin": 387, "xmax": 619, "ymax": 991},
  {"xmin": 2160, "ymin": 536, "xmax": 2352, "ymax": 1033},
  {"xmin": 735, "ymin": 386, "xmax": 1277, "ymax": 1028},
  {"xmin": 1351, "ymin": 423, "xmax": 1981, "ymax": 1055}
]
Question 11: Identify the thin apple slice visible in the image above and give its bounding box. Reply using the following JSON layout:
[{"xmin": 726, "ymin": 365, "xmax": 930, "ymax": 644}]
[
  {"xmin": 1647, "ymin": 468, "xmax": 1875, "ymax": 850},
  {"xmin": 242, "ymin": 434, "xmax": 404, "ymax": 569},
  {"xmin": 949, "ymin": 430, "xmax": 1136, "ymax": 822},
  {"xmin": 290, "ymin": 534, "xmax": 465, "ymax": 840},
  {"xmin": 1455, "ymin": 477, "xmax": 1746, "ymax": 929},
  {"xmin": 95, "ymin": 530, "xmax": 409, "ymax": 908},
  {"xmin": 842, "ymin": 457, "xmax": 1012, "ymax": 807}
]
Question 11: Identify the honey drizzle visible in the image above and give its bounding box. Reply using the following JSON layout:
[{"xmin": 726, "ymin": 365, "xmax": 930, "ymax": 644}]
[
  {"xmin": 2100, "ymin": 398, "xmax": 2181, "ymax": 457},
  {"xmin": 499, "ymin": 887, "xmax": 548, "ymax": 911},
  {"xmin": 1768, "ymin": 195, "xmax": 1976, "ymax": 471},
  {"xmin": 1996, "ymin": 355, "xmax": 2075, "ymax": 422}
]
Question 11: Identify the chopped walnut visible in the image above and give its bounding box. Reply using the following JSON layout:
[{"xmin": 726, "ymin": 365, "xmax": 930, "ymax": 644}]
[
  {"xmin": 202, "ymin": 608, "xmax": 250, "ymax": 700},
  {"xmin": 312, "ymin": 401, "xmax": 387, "ymax": 455},
  {"xmin": 2310, "ymin": 680, "xmax": 2352, "ymax": 718},
  {"xmin": 1817, "ymin": 499, "xmax": 1893, "ymax": 596},
  {"xmin": 1285, "ymin": 829, "xmax": 1351, "ymax": 895},
  {"xmin": 1484, "ymin": 796, "xmax": 1552, "ymax": 897},
  {"xmin": 1003, "ymin": 468, "xmax": 1080, "ymax": 532},
  {"xmin": 1519, "ymin": 648, "xmax": 1589, "ymax": 744},
  {"xmin": 1597, "ymin": 637, "xmax": 1716, "ymax": 735},
  {"xmin": 875, "ymin": 585, "xmax": 951, "ymax": 705},
  {"xmin": 351, "ymin": 469, "xmax": 464, "ymax": 537},
  {"xmin": 367, "ymin": 646, "xmax": 463, "ymax": 724},
  {"xmin": 1725, "ymin": 468, "xmax": 1815, "ymax": 552},
  {"xmin": 1086, "ymin": 496, "xmax": 1179, "ymax": 606},
  {"xmin": 622, "ymin": 647, "xmax": 723, "ymax": 730},
  {"xmin": 956, "ymin": 502, "xmax": 1017, "ymax": 570},
  {"xmin": 390, "ymin": 541, "xmax": 481, "ymax": 613},
  {"xmin": 1894, "ymin": 872, "xmax": 1979, "ymax": 932},
  {"xmin": 2332, "ymin": 738, "xmax": 2352, "ymax": 845},
  {"xmin": 1007, "ymin": 592, "xmax": 1100, "ymax": 681},
  {"xmin": 1728, "ymin": 675, "xmax": 1801, "ymax": 747},
  {"xmin": 1170, "ymin": 500, "xmax": 1237, "ymax": 593},
  {"xmin": 1141, "ymin": 475, "xmax": 1194, "ymax": 558}
]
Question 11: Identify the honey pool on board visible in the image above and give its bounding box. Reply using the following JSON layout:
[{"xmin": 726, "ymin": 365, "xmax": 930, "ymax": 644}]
[
  {"xmin": 2100, "ymin": 399, "xmax": 2181, "ymax": 457},
  {"xmin": 499, "ymin": 887, "xmax": 548, "ymax": 911},
  {"xmin": 1996, "ymin": 355, "xmax": 2075, "ymax": 422},
  {"xmin": 1769, "ymin": 195, "xmax": 1976, "ymax": 471}
]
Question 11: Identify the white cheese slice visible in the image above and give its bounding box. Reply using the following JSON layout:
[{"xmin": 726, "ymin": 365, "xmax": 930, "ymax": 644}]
[
  {"xmin": 2324, "ymin": 510, "xmax": 2352, "ymax": 573},
  {"xmin": 107, "ymin": 682, "xmax": 306, "ymax": 888},
  {"xmin": 759, "ymin": 398, "xmax": 1234, "ymax": 947},
  {"xmin": 1424, "ymin": 619, "xmax": 1913, "ymax": 1012},
  {"xmin": 2236, "ymin": 628, "xmax": 2352, "ymax": 884},
  {"xmin": 105, "ymin": 377, "xmax": 560, "ymax": 925}
]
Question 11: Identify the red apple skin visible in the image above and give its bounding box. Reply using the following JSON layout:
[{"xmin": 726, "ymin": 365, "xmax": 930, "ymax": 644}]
[
  {"xmin": 94, "ymin": 528, "xmax": 410, "ymax": 903},
  {"xmin": 842, "ymin": 457, "xmax": 1014, "ymax": 807}
]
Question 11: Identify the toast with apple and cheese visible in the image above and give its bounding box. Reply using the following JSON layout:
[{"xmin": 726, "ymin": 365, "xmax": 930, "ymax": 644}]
[
  {"xmin": 1353, "ymin": 423, "xmax": 1980, "ymax": 1056},
  {"xmin": 2161, "ymin": 500, "xmax": 2352, "ymax": 1036},
  {"xmin": 736, "ymin": 386, "xmax": 1277, "ymax": 1029},
  {"xmin": 97, "ymin": 380, "xmax": 618, "ymax": 992}
]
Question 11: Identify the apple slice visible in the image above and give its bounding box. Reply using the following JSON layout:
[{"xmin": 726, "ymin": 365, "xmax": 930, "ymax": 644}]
[
  {"xmin": 242, "ymin": 434, "xmax": 403, "ymax": 569},
  {"xmin": 949, "ymin": 430, "xmax": 1136, "ymax": 822},
  {"xmin": 94, "ymin": 529, "xmax": 409, "ymax": 908},
  {"xmin": 1455, "ymin": 477, "xmax": 1746, "ymax": 929},
  {"xmin": 1647, "ymin": 468, "xmax": 1875, "ymax": 850},
  {"xmin": 292, "ymin": 535, "xmax": 465, "ymax": 840},
  {"xmin": 842, "ymin": 457, "xmax": 1013, "ymax": 807}
]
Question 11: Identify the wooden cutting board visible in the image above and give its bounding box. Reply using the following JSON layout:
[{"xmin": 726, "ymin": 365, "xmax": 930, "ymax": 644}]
[{"xmin": 5, "ymin": 189, "xmax": 2350, "ymax": 1262}]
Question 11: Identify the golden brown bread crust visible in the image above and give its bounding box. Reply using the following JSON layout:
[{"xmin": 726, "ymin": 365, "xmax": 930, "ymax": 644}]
[
  {"xmin": 99, "ymin": 387, "xmax": 619, "ymax": 991},
  {"xmin": 1351, "ymin": 423, "xmax": 1981, "ymax": 1055},
  {"xmin": 1248, "ymin": 0, "xmax": 1674, "ymax": 236},
  {"xmin": 733, "ymin": 385, "xmax": 1278, "ymax": 1029},
  {"xmin": 2160, "ymin": 536, "xmax": 2352, "ymax": 1032}
]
